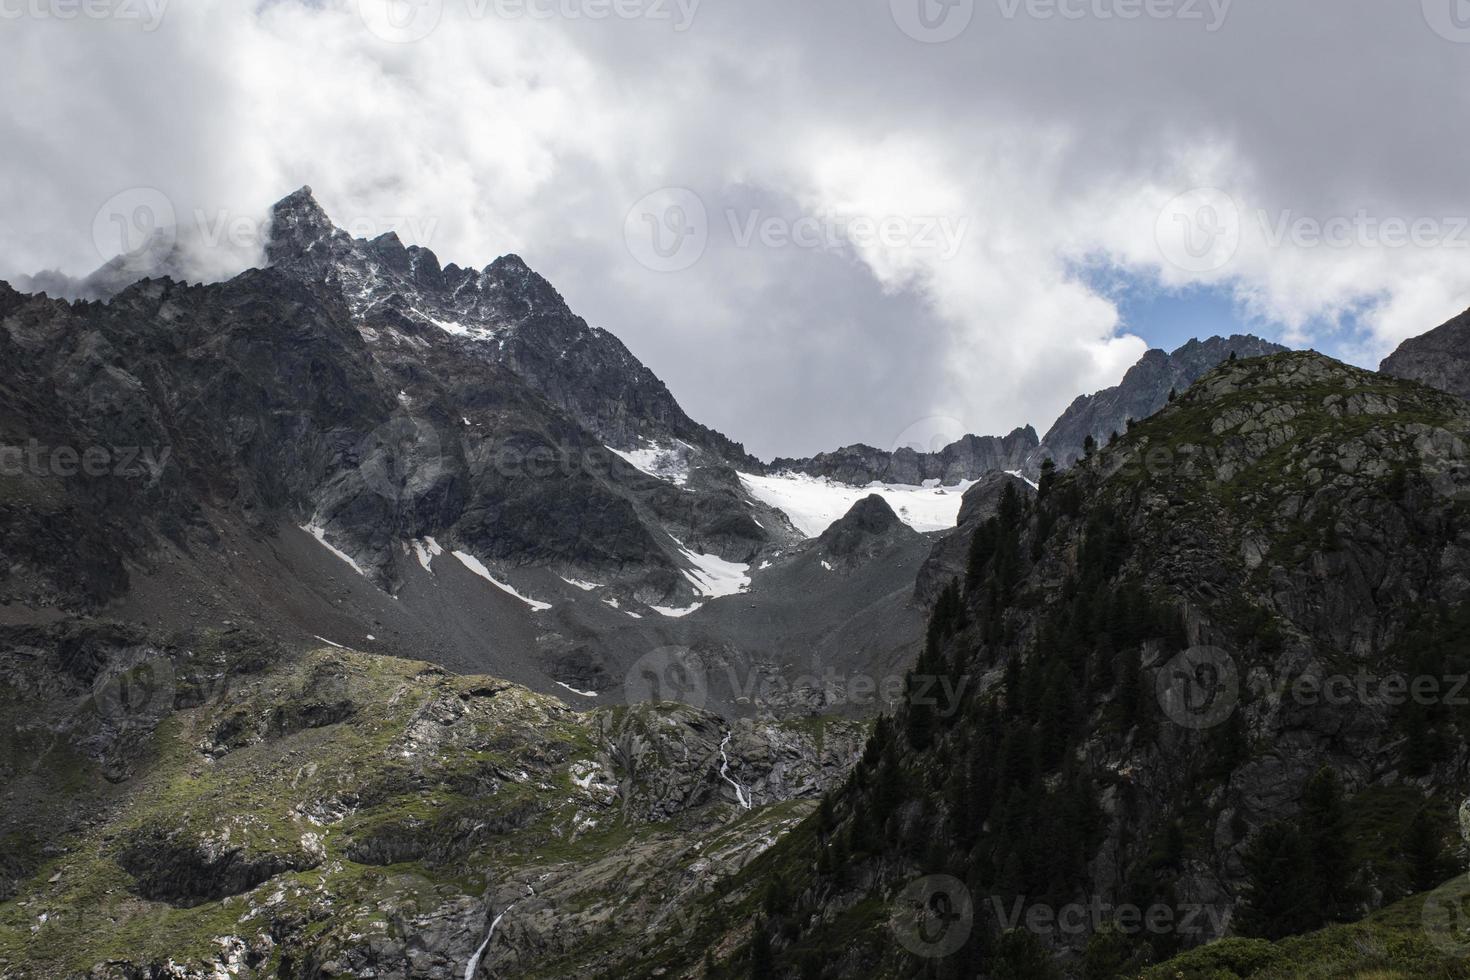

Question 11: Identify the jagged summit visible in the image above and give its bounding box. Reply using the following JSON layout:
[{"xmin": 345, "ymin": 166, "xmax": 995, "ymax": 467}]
[
  {"xmin": 773, "ymin": 426, "xmax": 1038, "ymax": 486},
  {"xmin": 250, "ymin": 187, "xmax": 756, "ymax": 462},
  {"xmin": 265, "ymin": 186, "xmax": 541, "ymax": 300},
  {"xmin": 1033, "ymin": 332, "xmax": 1288, "ymax": 469}
]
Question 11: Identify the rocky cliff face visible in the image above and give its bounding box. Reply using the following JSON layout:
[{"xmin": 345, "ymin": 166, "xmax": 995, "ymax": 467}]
[
  {"xmin": 1381, "ymin": 305, "xmax": 1470, "ymax": 402},
  {"xmin": 771, "ymin": 428, "xmax": 1038, "ymax": 486},
  {"xmin": 1035, "ymin": 335, "xmax": 1287, "ymax": 470},
  {"xmin": 913, "ymin": 470, "xmax": 1036, "ymax": 604},
  {"xmin": 631, "ymin": 352, "xmax": 1470, "ymax": 978},
  {"xmin": 0, "ymin": 189, "xmax": 943, "ymax": 712},
  {"xmin": 266, "ymin": 188, "xmax": 759, "ymax": 465}
]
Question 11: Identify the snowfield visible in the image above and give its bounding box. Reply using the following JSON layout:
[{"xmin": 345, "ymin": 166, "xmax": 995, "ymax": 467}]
[
  {"xmin": 738, "ymin": 472, "xmax": 974, "ymax": 537},
  {"xmin": 608, "ymin": 440, "xmax": 693, "ymax": 486},
  {"xmin": 649, "ymin": 602, "xmax": 704, "ymax": 618},
  {"xmin": 672, "ymin": 536, "xmax": 751, "ymax": 598}
]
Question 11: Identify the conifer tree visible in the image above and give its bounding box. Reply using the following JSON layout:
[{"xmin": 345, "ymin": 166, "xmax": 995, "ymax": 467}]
[
  {"xmin": 1082, "ymin": 922, "xmax": 1138, "ymax": 980},
  {"xmin": 991, "ymin": 928, "xmax": 1060, "ymax": 979},
  {"xmin": 1037, "ymin": 457, "xmax": 1057, "ymax": 499},
  {"xmin": 1403, "ymin": 808, "xmax": 1449, "ymax": 893},
  {"xmin": 749, "ymin": 926, "xmax": 775, "ymax": 979},
  {"xmin": 1116, "ymin": 647, "xmax": 1144, "ymax": 730},
  {"xmin": 1300, "ymin": 767, "xmax": 1356, "ymax": 924},
  {"xmin": 1237, "ymin": 822, "xmax": 1316, "ymax": 940}
]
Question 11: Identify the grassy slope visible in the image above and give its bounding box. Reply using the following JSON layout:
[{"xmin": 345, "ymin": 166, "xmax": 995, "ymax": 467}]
[
  {"xmin": 0, "ymin": 639, "xmax": 852, "ymax": 978},
  {"xmin": 1143, "ymin": 881, "xmax": 1470, "ymax": 979}
]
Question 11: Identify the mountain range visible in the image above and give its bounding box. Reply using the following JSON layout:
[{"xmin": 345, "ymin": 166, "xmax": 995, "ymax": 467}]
[{"xmin": 2, "ymin": 188, "xmax": 1469, "ymax": 978}]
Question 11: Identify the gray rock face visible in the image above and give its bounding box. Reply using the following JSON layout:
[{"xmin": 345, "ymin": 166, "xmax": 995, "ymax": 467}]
[
  {"xmin": 0, "ymin": 188, "xmax": 938, "ymax": 719},
  {"xmin": 771, "ymin": 428, "xmax": 1038, "ymax": 486},
  {"xmin": 1381, "ymin": 306, "xmax": 1470, "ymax": 402},
  {"xmin": 0, "ymin": 190, "xmax": 779, "ymax": 607},
  {"xmin": 266, "ymin": 187, "xmax": 758, "ymax": 465},
  {"xmin": 816, "ymin": 494, "xmax": 912, "ymax": 558},
  {"xmin": 1035, "ymin": 334, "xmax": 1288, "ymax": 470},
  {"xmin": 913, "ymin": 470, "xmax": 1036, "ymax": 603}
]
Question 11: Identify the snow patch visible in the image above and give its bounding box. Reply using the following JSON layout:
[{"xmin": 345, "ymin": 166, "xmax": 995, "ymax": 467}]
[
  {"xmin": 300, "ymin": 524, "xmax": 368, "ymax": 577},
  {"xmin": 608, "ymin": 441, "xmax": 692, "ymax": 486},
  {"xmin": 556, "ymin": 681, "xmax": 598, "ymax": 698},
  {"xmin": 412, "ymin": 536, "xmax": 443, "ymax": 574},
  {"xmin": 738, "ymin": 472, "xmax": 975, "ymax": 537},
  {"xmin": 559, "ymin": 576, "xmax": 601, "ymax": 591},
  {"xmin": 650, "ymin": 602, "xmax": 704, "ymax": 618},
  {"xmin": 417, "ymin": 308, "xmax": 499, "ymax": 343},
  {"xmin": 1005, "ymin": 469, "xmax": 1041, "ymax": 491},
  {"xmin": 672, "ymin": 537, "xmax": 750, "ymax": 598},
  {"xmin": 452, "ymin": 551, "xmax": 552, "ymax": 611}
]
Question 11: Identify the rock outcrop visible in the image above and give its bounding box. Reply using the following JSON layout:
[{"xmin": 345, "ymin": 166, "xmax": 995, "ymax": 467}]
[
  {"xmin": 913, "ymin": 470, "xmax": 1037, "ymax": 603},
  {"xmin": 1035, "ymin": 334, "xmax": 1288, "ymax": 469},
  {"xmin": 1381, "ymin": 305, "xmax": 1470, "ymax": 402},
  {"xmin": 772, "ymin": 427, "xmax": 1038, "ymax": 486},
  {"xmin": 0, "ymin": 620, "xmax": 866, "ymax": 978}
]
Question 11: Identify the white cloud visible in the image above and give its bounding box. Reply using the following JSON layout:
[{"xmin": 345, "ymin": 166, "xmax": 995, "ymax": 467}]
[{"xmin": 2, "ymin": 0, "xmax": 1468, "ymax": 457}]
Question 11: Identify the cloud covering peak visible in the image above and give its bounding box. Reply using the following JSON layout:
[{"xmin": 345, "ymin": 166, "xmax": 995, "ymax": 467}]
[{"xmin": 2, "ymin": 0, "xmax": 1468, "ymax": 457}]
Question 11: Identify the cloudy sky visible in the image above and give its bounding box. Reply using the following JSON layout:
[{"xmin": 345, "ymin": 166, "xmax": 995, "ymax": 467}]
[{"xmin": 3, "ymin": 0, "xmax": 1469, "ymax": 459}]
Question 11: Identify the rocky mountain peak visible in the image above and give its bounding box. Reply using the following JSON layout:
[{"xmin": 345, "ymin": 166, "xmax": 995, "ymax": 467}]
[
  {"xmin": 828, "ymin": 493, "xmax": 902, "ymax": 535},
  {"xmin": 265, "ymin": 186, "xmax": 336, "ymax": 257},
  {"xmin": 816, "ymin": 493, "xmax": 919, "ymax": 562},
  {"xmin": 1189, "ymin": 348, "xmax": 1381, "ymax": 401},
  {"xmin": 1033, "ymin": 332, "xmax": 1288, "ymax": 470},
  {"xmin": 1381, "ymin": 305, "xmax": 1470, "ymax": 401}
]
